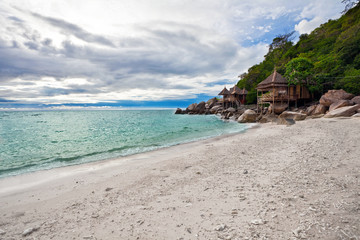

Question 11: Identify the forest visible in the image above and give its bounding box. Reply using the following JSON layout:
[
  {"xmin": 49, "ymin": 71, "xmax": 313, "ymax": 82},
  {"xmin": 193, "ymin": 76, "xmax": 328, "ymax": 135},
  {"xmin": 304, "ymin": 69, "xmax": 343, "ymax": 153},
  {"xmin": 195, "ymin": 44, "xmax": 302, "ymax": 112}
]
[{"xmin": 237, "ymin": 2, "xmax": 360, "ymax": 104}]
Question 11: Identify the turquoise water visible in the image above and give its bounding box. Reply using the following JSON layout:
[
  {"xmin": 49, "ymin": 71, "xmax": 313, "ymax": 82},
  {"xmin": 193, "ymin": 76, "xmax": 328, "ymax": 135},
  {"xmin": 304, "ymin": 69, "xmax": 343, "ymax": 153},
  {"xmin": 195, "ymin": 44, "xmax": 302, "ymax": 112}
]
[{"xmin": 0, "ymin": 110, "xmax": 248, "ymax": 178}]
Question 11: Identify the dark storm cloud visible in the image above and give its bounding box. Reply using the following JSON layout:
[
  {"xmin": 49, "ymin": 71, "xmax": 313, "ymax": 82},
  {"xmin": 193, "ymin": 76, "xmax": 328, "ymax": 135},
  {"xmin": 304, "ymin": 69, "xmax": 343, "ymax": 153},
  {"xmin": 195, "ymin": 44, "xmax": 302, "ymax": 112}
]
[{"xmin": 31, "ymin": 12, "xmax": 115, "ymax": 47}]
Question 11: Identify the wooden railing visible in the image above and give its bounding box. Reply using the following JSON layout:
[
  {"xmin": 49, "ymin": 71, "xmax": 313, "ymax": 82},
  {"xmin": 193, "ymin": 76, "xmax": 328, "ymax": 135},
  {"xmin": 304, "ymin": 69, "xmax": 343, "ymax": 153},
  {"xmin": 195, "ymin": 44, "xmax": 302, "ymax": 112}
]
[{"xmin": 258, "ymin": 94, "xmax": 298, "ymax": 103}]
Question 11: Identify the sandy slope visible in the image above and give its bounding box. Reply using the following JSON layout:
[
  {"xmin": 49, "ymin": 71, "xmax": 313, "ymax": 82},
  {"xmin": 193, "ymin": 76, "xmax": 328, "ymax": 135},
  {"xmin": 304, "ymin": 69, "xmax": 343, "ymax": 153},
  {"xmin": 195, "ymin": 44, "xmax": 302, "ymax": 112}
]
[{"xmin": 0, "ymin": 117, "xmax": 359, "ymax": 240}]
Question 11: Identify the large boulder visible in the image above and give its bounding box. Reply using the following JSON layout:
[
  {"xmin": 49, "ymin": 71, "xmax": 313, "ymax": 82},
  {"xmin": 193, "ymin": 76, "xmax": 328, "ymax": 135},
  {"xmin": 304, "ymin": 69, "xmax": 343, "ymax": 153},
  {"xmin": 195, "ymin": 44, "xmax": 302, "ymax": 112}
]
[
  {"xmin": 258, "ymin": 114, "xmax": 278, "ymax": 123},
  {"xmin": 312, "ymin": 104, "xmax": 327, "ymax": 115},
  {"xmin": 268, "ymin": 103, "xmax": 288, "ymax": 114},
  {"xmin": 207, "ymin": 97, "xmax": 218, "ymax": 109},
  {"xmin": 350, "ymin": 96, "xmax": 360, "ymax": 105},
  {"xmin": 186, "ymin": 103, "xmax": 197, "ymax": 112},
  {"xmin": 237, "ymin": 109, "xmax": 257, "ymax": 123},
  {"xmin": 226, "ymin": 107, "xmax": 236, "ymax": 113},
  {"xmin": 329, "ymin": 100, "xmax": 352, "ymax": 112},
  {"xmin": 175, "ymin": 108, "xmax": 185, "ymax": 114},
  {"xmin": 195, "ymin": 101, "xmax": 206, "ymax": 114},
  {"xmin": 305, "ymin": 105, "xmax": 317, "ymax": 115},
  {"xmin": 279, "ymin": 111, "xmax": 307, "ymax": 121},
  {"xmin": 210, "ymin": 105, "xmax": 222, "ymax": 114},
  {"xmin": 324, "ymin": 104, "xmax": 360, "ymax": 118},
  {"xmin": 277, "ymin": 118, "xmax": 295, "ymax": 126},
  {"xmin": 319, "ymin": 89, "xmax": 355, "ymax": 107}
]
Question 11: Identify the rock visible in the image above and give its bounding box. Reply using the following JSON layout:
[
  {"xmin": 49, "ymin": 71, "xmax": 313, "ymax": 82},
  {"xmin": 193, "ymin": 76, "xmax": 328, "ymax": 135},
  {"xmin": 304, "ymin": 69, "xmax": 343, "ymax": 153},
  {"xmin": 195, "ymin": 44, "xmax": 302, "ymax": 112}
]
[
  {"xmin": 214, "ymin": 224, "xmax": 227, "ymax": 231},
  {"xmin": 258, "ymin": 114, "xmax": 277, "ymax": 123},
  {"xmin": 210, "ymin": 105, "xmax": 222, "ymax": 114},
  {"xmin": 186, "ymin": 103, "xmax": 197, "ymax": 112},
  {"xmin": 350, "ymin": 96, "xmax": 360, "ymax": 105},
  {"xmin": 305, "ymin": 105, "xmax": 317, "ymax": 115},
  {"xmin": 226, "ymin": 107, "xmax": 236, "ymax": 113},
  {"xmin": 237, "ymin": 109, "xmax": 257, "ymax": 123},
  {"xmin": 0, "ymin": 229, "xmax": 5, "ymax": 235},
  {"xmin": 268, "ymin": 103, "xmax": 288, "ymax": 114},
  {"xmin": 279, "ymin": 111, "xmax": 307, "ymax": 121},
  {"xmin": 308, "ymin": 114, "xmax": 324, "ymax": 119},
  {"xmin": 277, "ymin": 118, "xmax": 295, "ymax": 126},
  {"xmin": 175, "ymin": 108, "xmax": 184, "ymax": 114},
  {"xmin": 329, "ymin": 100, "xmax": 352, "ymax": 112},
  {"xmin": 319, "ymin": 89, "xmax": 355, "ymax": 107},
  {"xmin": 352, "ymin": 113, "xmax": 360, "ymax": 117},
  {"xmin": 250, "ymin": 219, "xmax": 264, "ymax": 225},
  {"xmin": 324, "ymin": 104, "xmax": 360, "ymax": 118},
  {"xmin": 312, "ymin": 104, "xmax": 327, "ymax": 115},
  {"xmin": 207, "ymin": 97, "xmax": 218, "ymax": 109},
  {"xmin": 22, "ymin": 227, "xmax": 39, "ymax": 236},
  {"xmin": 243, "ymin": 170, "xmax": 248, "ymax": 174},
  {"xmin": 195, "ymin": 101, "xmax": 206, "ymax": 114}
]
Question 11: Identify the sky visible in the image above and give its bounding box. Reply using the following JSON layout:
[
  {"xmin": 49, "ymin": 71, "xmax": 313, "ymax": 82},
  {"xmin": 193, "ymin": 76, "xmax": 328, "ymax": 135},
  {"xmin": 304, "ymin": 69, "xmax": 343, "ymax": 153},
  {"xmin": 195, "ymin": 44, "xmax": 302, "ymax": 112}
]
[{"xmin": 0, "ymin": 0, "xmax": 345, "ymax": 109}]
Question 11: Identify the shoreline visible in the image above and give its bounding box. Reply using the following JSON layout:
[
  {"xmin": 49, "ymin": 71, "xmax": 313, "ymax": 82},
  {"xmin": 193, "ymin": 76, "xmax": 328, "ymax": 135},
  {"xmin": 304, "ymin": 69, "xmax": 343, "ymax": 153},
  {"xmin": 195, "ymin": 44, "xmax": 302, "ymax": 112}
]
[
  {"xmin": 0, "ymin": 120, "xmax": 254, "ymax": 184},
  {"xmin": 0, "ymin": 123, "xmax": 258, "ymax": 196},
  {"xmin": 0, "ymin": 117, "xmax": 359, "ymax": 239}
]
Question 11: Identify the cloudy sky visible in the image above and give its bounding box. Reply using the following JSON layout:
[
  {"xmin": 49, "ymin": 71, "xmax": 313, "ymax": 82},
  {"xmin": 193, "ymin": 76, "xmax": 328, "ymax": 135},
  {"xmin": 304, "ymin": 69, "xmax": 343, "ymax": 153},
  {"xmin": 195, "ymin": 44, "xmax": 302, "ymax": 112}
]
[{"xmin": 0, "ymin": 0, "xmax": 345, "ymax": 109}]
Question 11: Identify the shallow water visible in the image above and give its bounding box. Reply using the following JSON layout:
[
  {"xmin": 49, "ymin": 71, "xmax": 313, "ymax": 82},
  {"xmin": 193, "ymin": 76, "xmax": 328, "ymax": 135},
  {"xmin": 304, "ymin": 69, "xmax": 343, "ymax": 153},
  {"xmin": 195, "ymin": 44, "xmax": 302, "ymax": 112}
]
[{"xmin": 0, "ymin": 110, "xmax": 248, "ymax": 178}]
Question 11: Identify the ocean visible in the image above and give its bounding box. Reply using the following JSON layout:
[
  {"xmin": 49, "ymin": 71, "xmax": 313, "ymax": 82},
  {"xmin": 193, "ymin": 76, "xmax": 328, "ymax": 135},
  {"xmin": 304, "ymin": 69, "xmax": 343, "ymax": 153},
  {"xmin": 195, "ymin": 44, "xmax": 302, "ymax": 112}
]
[{"xmin": 0, "ymin": 110, "xmax": 249, "ymax": 178}]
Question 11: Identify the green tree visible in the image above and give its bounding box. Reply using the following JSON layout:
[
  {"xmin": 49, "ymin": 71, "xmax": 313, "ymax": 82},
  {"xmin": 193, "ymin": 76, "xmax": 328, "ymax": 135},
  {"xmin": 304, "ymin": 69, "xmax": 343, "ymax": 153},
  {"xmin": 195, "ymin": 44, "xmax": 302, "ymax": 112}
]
[{"xmin": 284, "ymin": 57, "xmax": 314, "ymax": 86}]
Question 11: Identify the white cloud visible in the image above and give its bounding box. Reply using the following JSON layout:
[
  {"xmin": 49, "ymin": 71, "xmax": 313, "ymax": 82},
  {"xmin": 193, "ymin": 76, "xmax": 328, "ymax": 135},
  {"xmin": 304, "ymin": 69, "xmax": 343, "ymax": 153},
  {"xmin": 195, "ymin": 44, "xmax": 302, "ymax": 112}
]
[
  {"xmin": 0, "ymin": 0, "xmax": 345, "ymax": 106},
  {"xmin": 295, "ymin": 16, "xmax": 324, "ymax": 34}
]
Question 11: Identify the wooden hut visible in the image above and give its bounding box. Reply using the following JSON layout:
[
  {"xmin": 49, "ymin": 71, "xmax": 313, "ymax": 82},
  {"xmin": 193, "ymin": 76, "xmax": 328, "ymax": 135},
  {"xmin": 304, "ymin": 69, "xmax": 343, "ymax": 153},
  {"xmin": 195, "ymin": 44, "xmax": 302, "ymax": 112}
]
[
  {"xmin": 218, "ymin": 85, "xmax": 247, "ymax": 109},
  {"xmin": 256, "ymin": 70, "xmax": 311, "ymax": 113}
]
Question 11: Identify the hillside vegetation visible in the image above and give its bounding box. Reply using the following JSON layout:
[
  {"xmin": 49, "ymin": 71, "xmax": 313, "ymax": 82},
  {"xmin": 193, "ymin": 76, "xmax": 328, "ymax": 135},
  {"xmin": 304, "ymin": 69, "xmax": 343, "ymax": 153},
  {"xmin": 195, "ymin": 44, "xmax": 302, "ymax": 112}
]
[{"xmin": 237, "ymin": 3, "xmax": 360, "ymax": 103}]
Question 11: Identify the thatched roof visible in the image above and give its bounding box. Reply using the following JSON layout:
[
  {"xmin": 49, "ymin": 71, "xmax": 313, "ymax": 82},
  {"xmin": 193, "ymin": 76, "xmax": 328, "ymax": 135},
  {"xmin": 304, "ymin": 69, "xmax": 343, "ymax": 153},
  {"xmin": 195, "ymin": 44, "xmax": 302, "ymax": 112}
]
[
  {"xmin": 256, "ymin": 70, "xmax": 288, "ymax": 90},
  {"xmin": 240, "ymin": 88, "xmax": 248, "ymax": 95},
  {"xmin": 218, "ymin": 87, "xmax": 230, "ymax": 95},
  {"xmin": 230, "ymin": 85, "xmax": 242, "ymax": 95}
]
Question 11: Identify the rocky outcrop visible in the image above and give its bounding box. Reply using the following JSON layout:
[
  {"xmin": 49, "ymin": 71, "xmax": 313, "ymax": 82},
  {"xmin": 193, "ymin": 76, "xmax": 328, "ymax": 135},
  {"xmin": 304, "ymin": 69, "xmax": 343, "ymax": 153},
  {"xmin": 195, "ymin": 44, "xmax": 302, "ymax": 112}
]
[
  {"xmin": 352, "ymin": 113, "xmax": 360, "ymax": 118},
  {"xmin": 186, "ymin": 103, "xmax": 197, "ymax": 112},
  {"xmin": 324, "ymin": 104, "xmax": 360, "ymax": 118},
  {"xmin": 206, "ymin": 97, "xmax": 218, "ymax": 109},
  {"xmin": 268, "ymin": 103, "xmax": 288, "ymax": 114},
  {"xmin": 319, "ymin": 89, "xmax": 355, "ymax": 107},
  {"xmin": 210, "ymin": 105, "xmax": 222, "ymax": 114},
  {"xmin": 277, "ymin": 118, "xmax": 295, "ymax": 126},
  {"xmin": 175, "ymin": 108, "xmax": 185, "ymax": 114},
  {"xmin": 195, "ymin": 101, "xmax": 206, "ymax": 114},
  {"xmin": 305, "ymin": 105, "xmax": 317, "ymax": 115},
  {"xmin": 329, "ymin": 100, "xmax": 352, "ymax": 112},
  {"xmin": 258, "ymin": 114, "xmax": 278, "ymax": 123},
  {"xmin": 279, "ymin": 111, "xmax": 307, "ymax": 121},
  {"xmin": 350, "ymin": 96, "xmax": 360, "ymax": 105},
  {"xmin": 313, "ymin": 104, "xmax": 327, "ymax": 115},
  {"xmin": 237, "ymin": 109, "xmax": 257, "ymax": 123}
]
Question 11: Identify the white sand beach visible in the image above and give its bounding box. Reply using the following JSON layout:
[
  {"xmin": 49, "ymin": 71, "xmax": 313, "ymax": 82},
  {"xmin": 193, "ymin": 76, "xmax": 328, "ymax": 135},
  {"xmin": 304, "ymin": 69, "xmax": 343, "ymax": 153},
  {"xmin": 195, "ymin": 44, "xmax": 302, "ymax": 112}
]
[{"xmin": 0, "ymin": 117, "xmax": 359, "ymax": 239}]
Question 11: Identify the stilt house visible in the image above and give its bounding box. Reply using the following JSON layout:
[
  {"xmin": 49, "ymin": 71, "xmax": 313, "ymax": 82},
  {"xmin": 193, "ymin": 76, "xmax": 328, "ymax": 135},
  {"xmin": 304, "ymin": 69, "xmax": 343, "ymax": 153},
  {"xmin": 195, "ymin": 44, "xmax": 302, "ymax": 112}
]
[
  {"xmin": 256, "ymin": 70, "xmax": 311, "ymax": 113},
  {"xmin": 218, "ymin": 85, "xmax": 248, "ymax": 109}
]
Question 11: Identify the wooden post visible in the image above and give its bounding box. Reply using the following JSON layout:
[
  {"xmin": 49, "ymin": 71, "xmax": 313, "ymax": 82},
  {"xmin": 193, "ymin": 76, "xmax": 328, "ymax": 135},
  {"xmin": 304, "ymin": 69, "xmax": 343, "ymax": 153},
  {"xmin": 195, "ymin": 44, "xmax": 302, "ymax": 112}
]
[
  {"xmin": 272, "ymin": 87, "xmax": 275, "ymax": 114},
  {"xmin": 257, "ymin": 90, "xmax": 258, "ymax": 113}
]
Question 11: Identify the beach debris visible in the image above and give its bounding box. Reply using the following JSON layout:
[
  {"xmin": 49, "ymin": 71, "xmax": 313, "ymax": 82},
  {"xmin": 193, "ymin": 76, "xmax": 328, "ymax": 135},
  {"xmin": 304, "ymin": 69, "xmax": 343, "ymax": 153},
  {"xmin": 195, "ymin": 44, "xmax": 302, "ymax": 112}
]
[
  {"xmin": 292, "ymin": 227, "xmax": 302, "ymax": 238},
  {"xmin": 91, "ymin": 213, "xmax": 99, "ymax": 218},
  {"xmin": 243, "ymin": 169, "xmax": 248, "ymax": 174},
  {"xmin": 186, "ymin": 228, "xmax": 192, "ymax": 233},
  {"xmin": 196, "ymin": 171, "xmax": 201, "ymax": 175},
  {"xmin": 250, "ymin": 219, "xmax": 265, "ymax": 225},
  {"xmin": 214, "ymin": 224, "xmax": 227, "ymax": 231},
  {"xmin": 105, "ymin": 187, "xmax": 113, "ymax": 192},
  {"xmin": 83, "ymin": 235, "xmax": 93, "ymax": 239},
  {"xmin": 0, "ymin": 229, "xmax": 6, "ymax": 235},
  {"xmin": 22, "ymin": 226, "xmax": 39, "ymax": 236}
]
